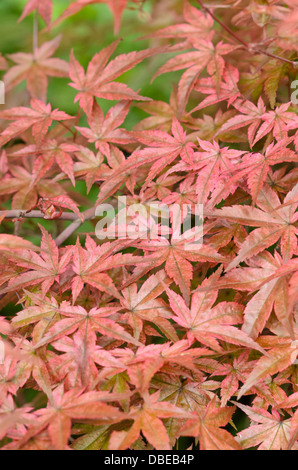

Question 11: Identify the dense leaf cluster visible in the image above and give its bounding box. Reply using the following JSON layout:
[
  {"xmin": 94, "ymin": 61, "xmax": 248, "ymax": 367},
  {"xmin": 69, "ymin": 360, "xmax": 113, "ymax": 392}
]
[{"xmin": 0, "ymin": 0, "xmax": 297, "ymax": 450}]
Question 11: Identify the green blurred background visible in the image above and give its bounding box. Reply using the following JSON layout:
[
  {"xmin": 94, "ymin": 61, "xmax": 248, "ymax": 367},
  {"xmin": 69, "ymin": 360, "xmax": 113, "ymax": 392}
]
[{"xmin": 0, "ymin": 0, "xmax": 183, "ymax": 126}]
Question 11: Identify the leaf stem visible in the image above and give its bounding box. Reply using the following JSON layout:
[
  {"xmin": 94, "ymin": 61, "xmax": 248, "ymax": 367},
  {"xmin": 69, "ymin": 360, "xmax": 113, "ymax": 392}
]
[
  {"xmin": 58, "ymin": 120, "xmax": 76, "ymax": 136},
  {"xmin": 33, "ymin": 10, "xmax": 38, "ymax": 53}
]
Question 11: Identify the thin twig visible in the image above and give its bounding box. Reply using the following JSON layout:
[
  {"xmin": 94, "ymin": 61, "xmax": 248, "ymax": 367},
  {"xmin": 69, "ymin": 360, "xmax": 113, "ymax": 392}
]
[{"xmin": 195, "ymin": 0, "xmax": 297, "ymax": 67}]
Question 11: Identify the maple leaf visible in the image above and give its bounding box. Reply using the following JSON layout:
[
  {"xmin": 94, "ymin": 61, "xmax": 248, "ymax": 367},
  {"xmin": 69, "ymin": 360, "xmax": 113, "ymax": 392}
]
[
  {"xmin": 34, "ymin": 301, "xmax": 141, "ymax": 349},
  {"xmin": 98, "ymin": 118, "xmax": 196, "ymax": 201},
  {"xmin": 69, "ymin": 43, "xmax": 155, "ymax": 115},
  {"xmin": 7, "ymin": 336, "xmax": 53, "ymax": 400},
  {"xmin": 0, "ymin": 354, "xmax": 22, "ymax": 402},
  {"xmin": 0, "ymin": 395, "xmax": 35, "ymax": 441},
  {"xmin": 233, "ymin": 402, "xmax": 292, "ymax": 450},
  {"xmin": 133, "ymin": 88, "xmax": 181, "ymax": 133},
  {"xmin": 252, "ymin": 102, "xmax": 298, "ymax": 146},
  {"xmin": 151, "ymin": 372, "xmax": 216, "ymax": 415},
  {"xmin": 19, "ymin": 0, "xmax": 53, "ymax": 25},
  {"xmin": 0, "ymin": 235, "xmax": 38, "ymax": 252},
  {"xmin": 188, "ymin": 108, "xmax": 238, "ymax": 143},
  {"xmin": 11, "ymin": 293, "xmax": 59, "ymax": 329},
  {"xmin": 217, "ymin": 97, "xmax": 266, "ymax": 148},
  {"xmin": 238, "ymin": 335, "xmax": 298, "ymax": 399},
  {"xmin": 157, "ymin": 176, "xmax": 198, "ymax": 222},
  {"xmin": 180, "ymin": 396, "xmax": 241, "ymax": 450},
  {"xmin": 133, "ymin": 117, "xmax": 196, "ymax": 180},
  {"xmin": 3, "ymin": 429, "xmax": 54, "ymax": 451},
  {"xmin": 278, "ymin": 393, "xmax": 298, "ymax": 450},
  {"xmin": 33, "ymin": 386, "xmax": 126, "ymax": 450},
  {"xmin": 72, "ymin": 145, "xmax": 109, "ymax": 193},
  {"xmin": 263, "ymin": 62, "xmax": 291, "ymax": 109},
  {"xmin": 3, "ymin": 35, "xmax": 68, "ymax": 101},
  {"xmin": 0, "ymin": 317, "xmax": 11, "ymax": 336},
  {"xmin": 206, "ymin": 183, "xmax": 298, "ymax": 271},
  {"xmin": 109, "ymin": 391, "xmax": 194, "ymax": 450},
  {"xmin": 196, "ymin": 251, "xmax": 297, "ymax": 340},
  {"xmin": 49, "ymin": 329, "xmax": 125, "ymax": 388},
  {"xmin": 120, "ymin": 271, "xmax": 177, "ymax": 341},
  {"xmin": 11, "ymin": 139, "xmax": 78, "ymax": 187},
  {"xmin": 191, "ymin": 64, "xmax": 241, "ymax": 112},
  {"xmin": 75, "ymin": 101, "xmax": 132, "ymax": 158},
  {"xmin": 163, "ymin": 138, "xmax": 245, "ymax": 209},
  {"xmin": 212, "ymin": 352, "xmax": 254, "ymax": 406},
  {"xmin": 211, "ymin": 137, "xmax": 297, "ymax": 205},
  {"xmin": 0, "ymin": 99, "xmax": 73, "ymax": 147},
  {"xmin": 51, "ymin": 0, "xmax": 130, "ymax": 35},
  {"xmin": 73, "ymin": 143, "xmax": 140, "ymax": 198},
  {"xmin": 147, "ymin": 374, "xmax": 216, "ymax": 444},
  {"xmin": 165, "ymin": 270, "xmax": 265, "ymax": 353},
  {"xmin": 240, "ymin": 252, "xmax": 296, "ymax": 339},
  {"xmin": 266, "ymin": 166, "xmax": 298, "ymax": 197},
  {"xmin": 69, "ymin": 236, "xmax": 147, "ymax": 303},
  {"xmin": 112, "ymin": 341, "xmax": 213, "ymax": 388},
  {"xmin": 153, "ymin": 39, "xmax": 237, "ymax": 116},
  {"xmin": 193, "ymin": 138, "xmax": 245, "ymax": 205},
  {"xmin": 0, "ymin": 226, "xmax": 73, "ymax": 297},
  {"xmin": 0, "ymin": 163, "xmax": 67, "ymax": 210},
  {"xmin": 126, "ymin": 227, "xmax": 225, "ymax": 305},
  {"xmin": 143, "ymin": 1, "xmax": 213, "ymax": 42}
]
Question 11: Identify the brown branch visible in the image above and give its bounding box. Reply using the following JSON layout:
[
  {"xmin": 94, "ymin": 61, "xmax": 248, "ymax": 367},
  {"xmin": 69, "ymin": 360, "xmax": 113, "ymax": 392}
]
[
  {"xmin": 0, "ymin": 210, "xmax": 80, "ymax": 221},
  {"xmin": 1, "ymin": 206, "xmax": 98, "ymax": 246},
  {"xmin": 1, "ymin": 208, "xmax": 97, "ymax": 247},
  {"xmin": 195, "ymin": 0, "xmax": 297, "ymax": 67},
  {"xmin": 54, "ymin": 207, "xmax": 97, "ymax": 246}
]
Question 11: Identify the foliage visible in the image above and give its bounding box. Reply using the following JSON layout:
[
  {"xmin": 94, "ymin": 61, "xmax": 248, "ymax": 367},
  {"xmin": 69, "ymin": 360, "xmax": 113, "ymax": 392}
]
[{"xmin": 0, "ymin": 0, "xmax": 297, "ymax": 451}]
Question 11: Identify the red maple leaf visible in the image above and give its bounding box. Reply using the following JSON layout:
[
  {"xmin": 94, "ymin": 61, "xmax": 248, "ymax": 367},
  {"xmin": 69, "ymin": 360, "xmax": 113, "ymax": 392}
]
[
  {"xmin": 0, "ymin": 226, "xmax": 73, "ymax": 297},
  {"xmin": 68, "ymin": 42, "xmax": 156, "ymax": 115},
  {"xmin": 180, "ymin": 397, "xmax": 241, "ymax": 450},
  {"xmin": 32, "ymin": 386, "xmax": 126, "ymax": 450},
  {"xmin": 51, "ymin": 0, "xmax": 131, "ymax": 35},
  {"xmin": 19, "ymin": 0, "xmax": 53, "ymax": 25},
  {"xmin": 153, "ymin": 39, "xmax": 238, "ymax": 116},
  {"xmin": 3, "ymin": 36, "xmax": 68, "ymax": 101},
  {"xmin": 0, "ymin": 99, "xmax": 73, "ymax": 146},
  {"xmin": 75, "ymin": 101, "xmax": 133, "ymax": 158}
]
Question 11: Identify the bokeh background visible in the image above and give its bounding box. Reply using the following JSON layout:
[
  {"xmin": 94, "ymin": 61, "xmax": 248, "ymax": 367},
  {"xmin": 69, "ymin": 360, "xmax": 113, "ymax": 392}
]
[{"xmin": 0, "ymin": 0, "xmax": 185, "ymax": 126}]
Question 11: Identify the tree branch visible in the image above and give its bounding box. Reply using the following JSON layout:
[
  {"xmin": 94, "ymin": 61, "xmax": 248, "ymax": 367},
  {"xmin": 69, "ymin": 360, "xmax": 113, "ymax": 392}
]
[
  {"xmin": 0, "ymin": 210, "xmax": 80, "ymax": 221},
  {"xmin": 54, "ymin": 207, "xmax": 96, "ymax": 246},
  {"xmin": 1, "ymin": 208, "xmax": 97, "ymax": 247},
  {"xmin": 195, "ymin": 0, "xmax": 297, "ymax": 67}
]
